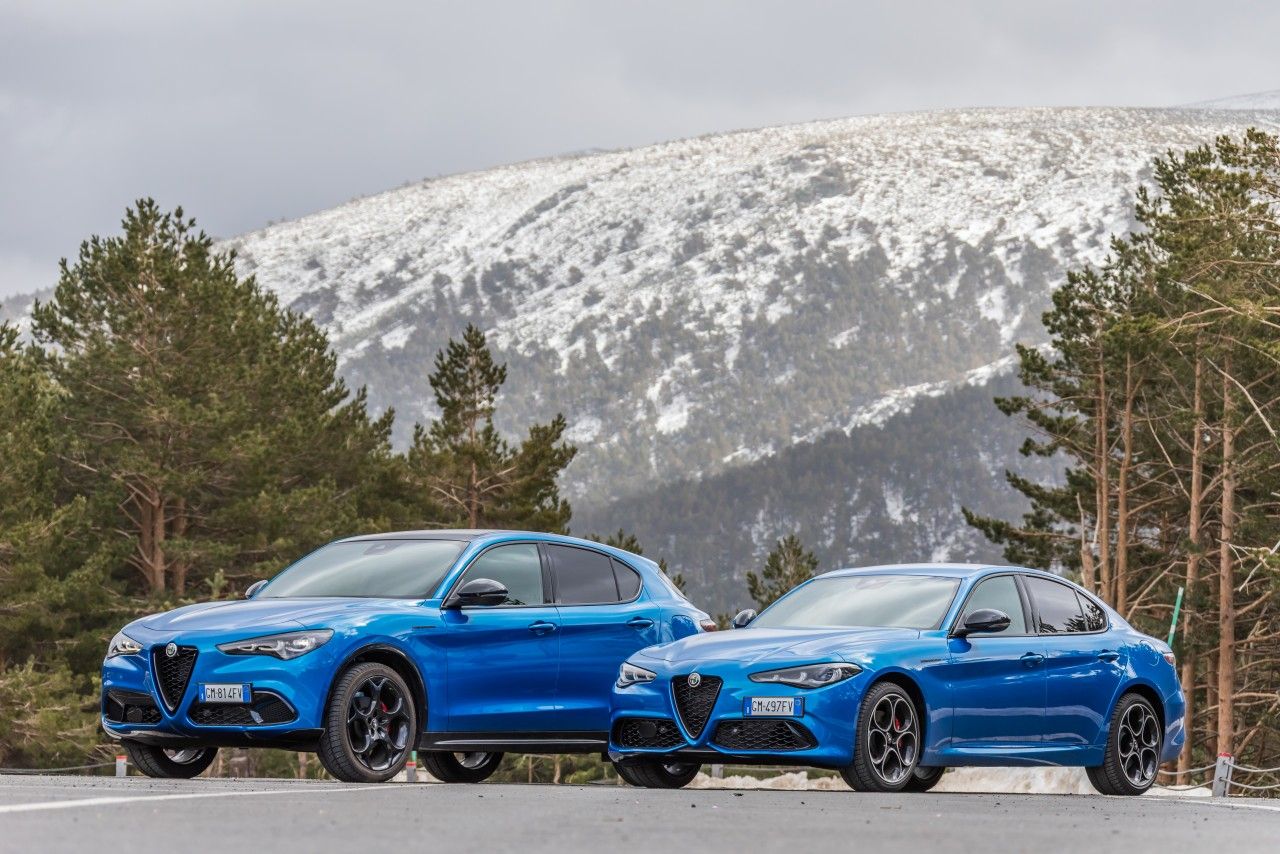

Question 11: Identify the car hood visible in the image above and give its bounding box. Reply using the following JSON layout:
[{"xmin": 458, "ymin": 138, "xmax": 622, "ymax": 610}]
[
  {"xmin": 137, "ymin": 597, "xmax": 418, "ymax": 634},
  {"xmin": 638, "ymin": 626, "xmax": 920, "ymax": 664}
]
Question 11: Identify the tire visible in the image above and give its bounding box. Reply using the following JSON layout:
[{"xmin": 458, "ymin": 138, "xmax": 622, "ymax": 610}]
[
  {"xmin": 1087, "ymin": 692, "xmax": 1162, "ymax": 796},
  {"xmin": 841, "ymin": 681, "xmax": 923, "ymax": 792},
  {"xmin": 124, "ymin": 742, "xmax": 218, "ymax": 779},
  {"xmin": 420, "ymin": 751, "xmax": 504, "ymax": 783},
  {"xmin": 317, "ymin": 662, "xmax": 417, "ymax": 783},
  {"xmin": 612, "ymin": 758, "xmax": 701, "ymax": 789},
  {"xmin": 902, "ymin": 765, "xmax": 945, "ymax": 792}
]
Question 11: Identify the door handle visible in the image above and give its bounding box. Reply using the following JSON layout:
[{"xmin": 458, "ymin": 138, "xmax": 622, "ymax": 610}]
[
  {"xmin": 1097, "ymin": 650, "xmax": 1120, "ymax": 662},
  {"xmin": 528, "ymin": 621, "xmax": 558, "ymax": 635},
  {"xmin": 1020, "ymin": 652, "xmax": 1045, "ymax": 667},
  {"xmin": 627, "ymin": 617, "xmax": 655, "ymax": 629}
]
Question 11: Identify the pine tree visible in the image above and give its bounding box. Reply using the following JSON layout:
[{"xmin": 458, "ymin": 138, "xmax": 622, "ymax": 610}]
[
  {"xmin": 30, "ymin": 200, "xmax": 402, "ymax": 598},
  {"xmin": 407, "ymin": 324, "xmax": 576, "ymax": 531},
  {"xmin": 747, "ymin": 534, "xmax": 818, "ymax": 609}
]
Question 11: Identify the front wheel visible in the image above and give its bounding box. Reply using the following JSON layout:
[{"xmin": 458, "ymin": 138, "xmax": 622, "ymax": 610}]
[
  {"xmin": 317, "ymin": 662, "xmax": 417, "ymax": 783},
  {"xmin": 1087, "ymin": 692, "xmax": 1162, "ymax": 796},
  {"xmin": 124, "ymin": 742, "xmax": 218, "ymax": 779},
  {"xmin": 421, "ymin": 751, "xmax": 504, "ymax": 783},
  {"xmin": 612, "ymin": 758, "xmax": 701, "ymax": 788},
  {"xmin": 841, "ymin": 681, "xmax": 923, "ymax": 792}
]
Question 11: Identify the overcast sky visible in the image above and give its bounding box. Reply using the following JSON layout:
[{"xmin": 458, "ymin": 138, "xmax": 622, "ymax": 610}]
[{"xmin": 2, "ymin": 0, "xmax": 1277, "ymax": 298}]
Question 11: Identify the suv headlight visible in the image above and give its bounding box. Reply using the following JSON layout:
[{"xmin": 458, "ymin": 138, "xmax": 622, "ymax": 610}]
[
  {"xmin": 617, "ymin": 661, "xmax": 657, "ymax": 688},
  {"xmin": 217, "ymin": 629, "xmax": 333, "ymax": 660},
  {"xmin": 106, "ymin": 631, "xmax": 143, "ymax": 659},
  {"xmin": 749, "ymin": 663, "xmax": 861, "ymax": 688}
]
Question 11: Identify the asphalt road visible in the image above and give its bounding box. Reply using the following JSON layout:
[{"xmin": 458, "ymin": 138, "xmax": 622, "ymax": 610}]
[{"xmin": 1, "ymin": 775, "xmax": 1277, "ymax": 853}]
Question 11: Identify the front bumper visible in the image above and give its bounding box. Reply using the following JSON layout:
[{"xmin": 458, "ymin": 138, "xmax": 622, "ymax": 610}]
[
  {"xmin": 608, "ymin": 658, "xmax": 866, "ymax": 768},
  {"xmin": 101, "ymin": 628, "xmax": 341, "ymax": 748}
]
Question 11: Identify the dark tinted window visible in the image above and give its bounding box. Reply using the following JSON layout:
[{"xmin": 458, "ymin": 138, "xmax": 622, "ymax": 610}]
[
  {"xmin": 548, "ymin": 545, "xmax": 619, "ymax": 604},
  {"xmin": 960, "ymin": 575, "xmax": 1026, "ymax": 634},
  {"xmin": 1025, "ymin": 576, "xmax": 1087, "ymax": 634},
  {"xmin": 459, "ymin": 544, "xmax": 544, "ymax": 606},
  {"xmin": 263, "ymin": 539, "xmax": 464, "ymax": 598},
  {"xmin": 1079, "ymin": 593, "xmax": 1107, "ymax": 632},
  {"xmin": 613, "ymin": 561, "xmax": 642, "ymax": 600}
]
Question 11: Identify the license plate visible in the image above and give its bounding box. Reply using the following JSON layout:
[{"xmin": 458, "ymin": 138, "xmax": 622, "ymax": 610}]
[
  {"xmin": 744, "ymin": 696, "xmax": 802, "ymax": 717},
  {"xmin": 199, "ymin": 683, "xmax": 251, "ymax": 704}
]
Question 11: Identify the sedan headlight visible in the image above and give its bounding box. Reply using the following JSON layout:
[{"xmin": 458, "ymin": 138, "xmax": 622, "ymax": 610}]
[
  {"xmin": 106, "ymin": 631, "xmax": 143, "ymax": 659},
  {"xmin": 749, "ymin": 663, "xmax": 861, "ymax": 688},
  {"xmin": 617, "ymin": 661, "xmax": 657, "ymax": 688},
  {"xmin": 217, "ymin": 629, "xmax": 333, "ymax": 660}
]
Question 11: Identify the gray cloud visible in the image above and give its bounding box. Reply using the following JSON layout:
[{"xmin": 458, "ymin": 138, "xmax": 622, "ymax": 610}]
[{"xmin": 2, "ymin": 0, "xmax": 1278, "ymax": 297}]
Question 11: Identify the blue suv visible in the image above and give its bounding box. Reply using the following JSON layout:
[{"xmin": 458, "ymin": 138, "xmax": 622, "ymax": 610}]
[{"xmin": 101, "ymin": 530, "xmax": 712, "ymax": 782}]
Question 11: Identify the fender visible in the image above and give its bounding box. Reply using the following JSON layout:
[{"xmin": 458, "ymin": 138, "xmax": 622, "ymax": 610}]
[{"xmin": 324, "ymin": 642, "xmax": 430, "ymax": 733}]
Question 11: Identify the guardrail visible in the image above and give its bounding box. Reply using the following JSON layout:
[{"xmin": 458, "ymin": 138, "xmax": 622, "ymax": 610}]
[{"xmin": 1157, "ymin": 754, "xmax": 1280, "ymax": 797}]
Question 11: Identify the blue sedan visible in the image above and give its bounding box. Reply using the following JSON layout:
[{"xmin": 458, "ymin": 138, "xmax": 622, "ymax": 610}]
[
  {"xmin": 102, "ymin": 530, "xmax": 711, "ymax": 782},
  {"xmin": 609, "ymin": 564, "xmax": 1184, "ymax": 795}
]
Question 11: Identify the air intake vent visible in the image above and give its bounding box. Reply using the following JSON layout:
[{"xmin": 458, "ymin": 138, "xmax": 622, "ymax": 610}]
[
  {"xmin": 613, "ymin": 717, "xmax": 685, "ymax": 749},
  {"xmin": 672, "ymin": 674, "xmax": 722, "ymax": 739},
  {"xmin": 189, "ymin": 692, "xmax": 296, "ymax": 726},
  {"xmin": 103, "ymin": 689, "xmax": 162, "ymax": 725},
  {"xmin": 152, "ymin": 645, "xmax": 198, "ymax": 712},
  {"xmin": 712, "ymin": 719, "xmax": 816, "ymax": 751}
]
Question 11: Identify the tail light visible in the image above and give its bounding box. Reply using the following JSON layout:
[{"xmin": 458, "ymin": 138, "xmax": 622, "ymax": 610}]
[
  {"xmin": 699, "ymin": 618, "xmax": 719, "ymax": 632},
  {"xmin": 1163, "ymin": 651, "xmax": 1176, "ymax": 666}
]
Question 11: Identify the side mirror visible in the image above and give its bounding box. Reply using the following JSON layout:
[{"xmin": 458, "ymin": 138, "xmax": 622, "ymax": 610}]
[
  {"xmin": 955, "ymin": 608, "xmax": 1011, "ymax": 637},
  {"xmin": 245, "ymin": 580, "xmax": 267, "ymax": 599},
  {"xmin": 731, "ymin": 609, "xmax": 757, "ymax": 629},
  {"xmin": 445, "ymin": 578, "xmax": 509, "ymax": 609}
]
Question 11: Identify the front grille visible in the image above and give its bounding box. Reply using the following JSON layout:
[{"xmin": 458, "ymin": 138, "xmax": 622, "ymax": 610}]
[
  {"xmin": 103, "ymin": 689, "xmax": 162, "ymax": 725},
  {"xmin": 712, "ymin": 719, "xmax": 816, "ymax": 752},
  {"xmin": 672, "ymin": 674, "xmax": 722, "ymax": 739},
  {"xmin": 189, "ymin": 692, "xmax": 296, "ymax": 727},
  {"xmin": 613, "ymin": 717, "xmax": 685, "ymax": 749},
  {"xmin": 152, "ymin": 645, "xmax": 198, "ymax": 712}
]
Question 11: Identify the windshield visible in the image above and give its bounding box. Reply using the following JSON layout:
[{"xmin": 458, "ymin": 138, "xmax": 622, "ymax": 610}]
[
  {"xmin": 751, "ymin": 574, "xmax": 960, "ymax": 630},
  {"xmin": 261, "ymin": 539, "xmax": 465, "ymax": 598}
]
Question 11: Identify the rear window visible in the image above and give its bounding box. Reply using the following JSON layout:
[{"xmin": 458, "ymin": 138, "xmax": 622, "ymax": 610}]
[
  {"xmin": 613, "ymin": 560, "xmax": 643, "ymax": 600},
  {"xmin": 547, "ymin": 545, "xmax": 620, "ymax": 604},
  {"xmin": 1025, "ymin": 576, "xmax": 1088, "ymax": 633}
]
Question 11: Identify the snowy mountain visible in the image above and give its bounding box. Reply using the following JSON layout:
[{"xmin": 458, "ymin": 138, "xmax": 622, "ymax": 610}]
[
  {"xmin": 13, "ymin": 102, "xmax": 1278, "ymax": 607},
  {"xmin": 1183, "ymin": 90, "xmax": 1280, "ymax": 110}
]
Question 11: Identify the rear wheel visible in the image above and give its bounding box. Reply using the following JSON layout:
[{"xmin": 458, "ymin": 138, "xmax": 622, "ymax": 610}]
[
  {"xmin": 124, "ymin": 742, "xmax": 218, "ymax": 779},
  {"xmin": 317, "ymin": 663, "xmax": 417, "ymax": 783},
  {"xmin": 1087, "ymin": 692, "xmax": 1162, "ymax": 796},
  {"xmin": 902, "ymin": 765, "xmax": 945, "ymax": 792},
  {"xmin": 612, "ymin": 758, "xmax": 701, "ymax": 789},
  {"xmin": 842, "ymin": 681, "xmax": 922, "ymax": 792},
  {"xmin": 420, "ymin": 751, "xmax": 504, "ymax": 783}
]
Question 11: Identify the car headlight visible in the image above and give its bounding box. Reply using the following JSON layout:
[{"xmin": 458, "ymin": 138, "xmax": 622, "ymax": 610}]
[
  {"xmin": 749, "ymin": 663, "xmax": 861, "ymax": 688},
  {"xmin": 617, "ymin": 661, "xmax": 657, "ymax": 688},
  {"xmin": 217, "ymin": 629, "xmax": 333, "ymax": 660},
  {"xmin": 106, "ymin": 631, "xmax": 143, "ymax": 659}
]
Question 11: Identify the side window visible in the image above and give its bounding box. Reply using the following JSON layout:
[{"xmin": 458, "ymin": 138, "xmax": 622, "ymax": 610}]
[
  {"xmin": 459, "ymin": 544, "xmax": 544, "ymax": 606},
  {"xmin": 1079, "ymin": 593, "xmax": 1107, "ymax": 632},
  {"xmin": 547, "ymin": 545, "xmax": 619, "ymax": 605},
  {"xmin": 1025, "ymin": 576, "xmax": 1087, "ymax": 634},
  {"xmin": 960, "ymin": 575, "xmax": 1026, "ymax": 635},
  {"xmin": 613, "ymin": 560, "xmax": 643, "ymax": 600}
]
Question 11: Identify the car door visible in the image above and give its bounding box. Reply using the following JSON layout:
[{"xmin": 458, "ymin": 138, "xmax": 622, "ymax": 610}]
[
  {"xmin": 439, "ymin": 542, "xmax": 562, "ymax": 732},
  {"xmin": 945, "ymin": 573, "xmax": 1047, "ymax": 748},
  {"xmin": 545, "ymin": 544, "xmax": 662, "ymax": 733},
  {"xmin": 1024, "ymin": 575, "xmax": 1126, "ymax": 747}
]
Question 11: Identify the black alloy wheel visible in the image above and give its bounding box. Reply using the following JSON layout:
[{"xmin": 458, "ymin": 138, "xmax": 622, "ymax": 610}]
[
  {"xmin": 612, "ymin": 758, "xmax": 701, "ymax": 788},
  {"xmin": 842, "ymin": 681, "xmax": 923, "ymax": 792},
  {"xmin": 318, "ymin": 662, "xmax": 417, "ymax": 783},
  {"xmin": 420, "ymin": 750, "xmax": 505, "ymax": 783},
  {"xmin": 1087, "ymin": 693, "xmax": 1162, "ymax": 796},
  {"xmin": 124, "ymin": 742, "xmax": 218, "ymax": 778}
]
